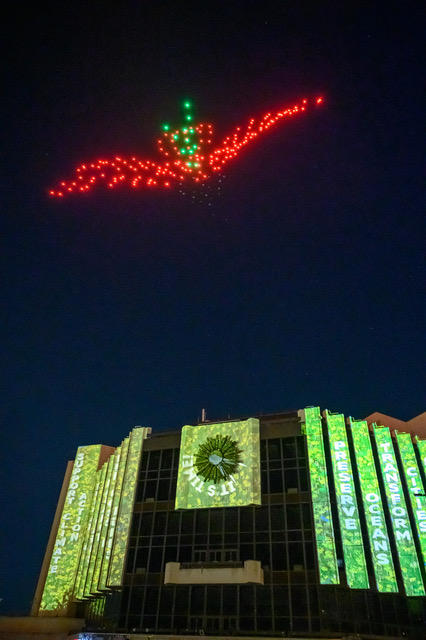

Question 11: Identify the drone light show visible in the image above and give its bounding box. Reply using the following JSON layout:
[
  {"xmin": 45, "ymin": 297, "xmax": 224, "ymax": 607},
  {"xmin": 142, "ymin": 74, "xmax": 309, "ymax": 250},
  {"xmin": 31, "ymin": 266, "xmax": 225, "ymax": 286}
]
[{"xmin": 48, "ymin": 96, "xmax": 324, "ymax": 197}]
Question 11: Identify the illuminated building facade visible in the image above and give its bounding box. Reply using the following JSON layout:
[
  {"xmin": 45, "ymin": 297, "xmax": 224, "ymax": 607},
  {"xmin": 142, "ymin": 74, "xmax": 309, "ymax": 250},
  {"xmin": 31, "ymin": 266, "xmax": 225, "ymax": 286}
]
[{"xmin": 33, "ymin": 408, "xmax": 426, "ymax": 638}]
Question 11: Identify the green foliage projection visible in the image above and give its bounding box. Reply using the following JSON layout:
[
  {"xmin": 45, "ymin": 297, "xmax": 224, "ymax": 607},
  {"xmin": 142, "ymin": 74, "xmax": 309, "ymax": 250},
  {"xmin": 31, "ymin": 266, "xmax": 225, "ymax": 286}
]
[
  {"xmin": 396, "ymin": 432, "xmax": 426, "ymax": 568},
  {"xmin": 98, "ymin": 446, "xmax": 122, "ymax": 591},
  {"xmin": 302, "ymin": 407, "xmax": 339, "ymax": 585},
  {"xmin": 104, "ymin": 438, "xmax": 129, "ymax": 588},
  {"xmin": 195, "ymin": 434, "xmax": 243, "ymax": 483},
  {"xmin": 39, "ymin": 444, "xmax": 102, "ymax": 614},
  {"xmin": 349, "ymin": 418, "xmax": 398, "ymax": 592},
  {"xmin": 325, "ymin": 411, "xmax": 369, "ymax": 588},
  {"xmin": 108, "ymin": 427, "xmax": 149, "ymax": 587},
  {"xmin": 374, "ymin": 425, "xmax": 425, "ymax": 596},
  {"xmin": 175, "ymin": 419, "xmax": 261, "ymax": 509}
]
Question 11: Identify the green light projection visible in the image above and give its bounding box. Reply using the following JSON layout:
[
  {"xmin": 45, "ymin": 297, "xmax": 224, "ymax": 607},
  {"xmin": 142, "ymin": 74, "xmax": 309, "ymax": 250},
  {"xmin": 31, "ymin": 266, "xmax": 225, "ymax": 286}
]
[
  {"xmin": 104, "ymin": 437, "xmax": 129, "ymax": 588},
  {"xmin": 396, "ymin": 432, "xmax": 426, "ymax": 567},
  {"xmin": 108, "ymin": 427, "xmax": 149, "ymax": 587},
  {"xmin": 374, "ymin": 425, "xmax": 425, "ymax": 596},
  {"xmin": 302, "ymin": 407, "xmax": 339, "ymax": 585},
  {"xmin": 84, "ymin": 463, "xmax": 109, "ymax": 597},
  {"xmin": 325, "ymin": 411, "xmax": 369, "ymax": 588},
  {"xmin": 349, "ymin": 418, "xmax": 398, "ymax": 592},
  {"xmin": 98, "ymin": 446, "xmax": 122, "ymax": 591},
  {"xmin": 74, "ymin": 477, "xmax": 101, "ymax": 600},
  {"xmin": 90, "ymin": 457, "xmax": 114, "ymax": 594},
  {"xmin": 39, "ymin": 444, "xmax": 103, "ymax": 614},
  {"xmin": 175, "ymin": 419, "xmax": 261, "ymax": 510},
  {"xmin": 416, "ymin": 437, "xmax": 426, "ymax": 476}
]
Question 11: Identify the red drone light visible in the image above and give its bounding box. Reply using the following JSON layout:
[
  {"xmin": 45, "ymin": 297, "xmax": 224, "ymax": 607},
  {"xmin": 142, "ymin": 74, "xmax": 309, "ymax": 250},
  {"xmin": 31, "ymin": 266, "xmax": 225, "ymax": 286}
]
[{"xmin": 48, "ymin": 96, "xmax": 324, "ymax": 197}]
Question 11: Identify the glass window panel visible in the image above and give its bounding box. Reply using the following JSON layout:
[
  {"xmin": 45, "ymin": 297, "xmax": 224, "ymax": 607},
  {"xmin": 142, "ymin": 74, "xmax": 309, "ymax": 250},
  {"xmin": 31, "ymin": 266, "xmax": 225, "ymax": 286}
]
[
  {"xmin": 282, "ymin": 439, "xmax": 296, "ymax": 458},
  {"xmin": 135, "ymin": 547, "xmax": 148, "ymax": 569},
  {"xmin": 167, "ymin": 511, "xmax": 180, "ymax": 534},
  {"xmin": 268, "ymin": 439, "xmax": 281, "ymax": 460},
  {"xmin": 181, "ymin": 511, "xmax": 194, "ymax": 533},
  {"xmin": 288, "ymin": 542, "xmax": 304, "ymax": 567},
  {"xmin": 255, "ymin": 543, "xmax": 271, "ymax": 566},
  {"xmin": 206, "ymin": 586, "xmax": 221, "ymax": 614},
  {"xmin": 271, "ymin": 543, "xmax": 287, "ymax": 569},
  {"xmin": 222, "ymin": 586, "xmax": 237, "ymax": 614},
  {"xmin": 140, "ymin": 513, "xmax": 153, "ymax": 536},
  {"xmin": 148, "ymin": 548, "xmax": 163, "ymax": 571},
  {"xmin": 144, "ymin": 480, "xmax": 156, "ymax": 500},
  {"xmin": 148, "ymin": 450, "xmax": 160, "ymax": 469},
  {"xmin": 224, "ymin": 508, "xmax": 238, "ymax": 532},
  {"xmin": 270, "ymin": 505, "xmax": 285, "ymax": 530},
  {"xmin": 240, "ymin": 543, "xmax": 254, "ymax": 561},
  {"xmin": 153, "ymin": 511, "xmax": 167, "ymax": 535},
  {"xmin": 161, "ymin": 449, "xmax": 173, "ymax": 469},
  {"xmin": 131, "ymin": 513, "xmax": 140, "ymax": 535},
  {"xmin": 195, "ymin": 509, "xmax": 208, "ymax": 533},
  {"xmin": 240, "ymin": 507, "xmax": 254, "ymax": 532},
  {"xmin": 255, "ymin": 507, "xmax": 268, "ymax": 531},
  {"xmin": 140, "ymin": 452, "xmax": 149, "ymax": 471},
  {"xmin": 129, "ymin": 586, "xmax": 144, "ymax": 613},
  {"xmin": 291, "ymin": 586, "xmax": 307, "ymax": 616},
  {"xmin": 159, "ymin": 586, "xmax": 173, "ymax": 613},
  {"xmin": 284, "ymin": 469, "xmax": 298, "ymax": 492},
  {"xmin": 190, "ymin": 586, "xmax": 205, "ymax": 615},
  {"xmin": 298, "ymin": 467, "xmax": 308, "ymax": 491},
  {"xmin": 286, "ymin": 504, "xmax": 300, "ymax": 529},
  {"xmin": 269, "ymin": 470, "xmax": 283, "ymax": 493},
  {"xmin": 209, "ymin": 509, "xmax": 223, "ymax": 533},
  {"xmin": 260, "ymin": 440, "xmax": 267, "ymax": 462},
  {"xmin": 157, "ymin": 479, "xmax": 170, "ymax": 501},
  {"xmin": 273, "ymin": 586, "xmax": 289, "ymax": 615},
  {"xmin": 164, "ymin": 546, "xmax": 177, "ymax": 564}
]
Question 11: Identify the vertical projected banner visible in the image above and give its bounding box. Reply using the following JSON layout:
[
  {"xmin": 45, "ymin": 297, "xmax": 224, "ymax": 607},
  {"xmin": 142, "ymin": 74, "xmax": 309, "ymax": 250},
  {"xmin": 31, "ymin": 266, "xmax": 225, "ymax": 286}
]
[
  {"xmin": 98, "ymin": 446, "xmax": 122, "ymax": 591},
  {"xmin": 74, "ymin": 478, "xmax": 101, "ymax": 600},
  {"xmin": 90, "ymin": 457, "xmax": 114, "ymax": 594},
  {"xmin": 396, "ymin": 432, "xmax": 426, "ymax": 566},
  {"xmin": 84, "ymin": 464, "xmax": 109, "ymax": 598},
  {"xmin": 40, "ymin": 444, "xmax": 102, "ymax": 614},
  {"xmin": 302, "ymin": 407, "xmax": 339, "ymax": 585},
  {"xmin": 416, "ymin": 437, "xmax": 426, "ymax": 477},
  {"xmin": 349, "ymin": 419, "xmax": 398, "ymax": 592},
  {"xmin": 374, "ymin": 426, "xmax": 425, "ymax": 596},
  {"xmin": 108, "ymin": 427, "xmax": 150, "ymax": 587},
  {"xmin": 325, "ymin": 411, "xmax": 369, "ymax": 589},
  {"xmin": 175, "ymin": 418, "xmax": 261, "ymax": 510},
  {"xmin": 103, "ymin": 438, "xmax": 129, "ymax": 589}
]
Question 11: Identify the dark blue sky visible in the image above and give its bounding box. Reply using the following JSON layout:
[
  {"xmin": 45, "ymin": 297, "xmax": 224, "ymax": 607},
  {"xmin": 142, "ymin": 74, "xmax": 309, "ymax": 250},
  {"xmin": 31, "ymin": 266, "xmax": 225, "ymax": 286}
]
[{"xmin": 2, "ymin": 2, "xmax": 425, "ymax": 614}]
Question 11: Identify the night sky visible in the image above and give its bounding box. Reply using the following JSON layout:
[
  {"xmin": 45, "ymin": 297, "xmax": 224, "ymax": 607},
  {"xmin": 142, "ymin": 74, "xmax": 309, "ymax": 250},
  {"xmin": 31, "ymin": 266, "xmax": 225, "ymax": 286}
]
[{"xmin": 2, "ymin": 2, "xmax": 425, "ymax": 614}]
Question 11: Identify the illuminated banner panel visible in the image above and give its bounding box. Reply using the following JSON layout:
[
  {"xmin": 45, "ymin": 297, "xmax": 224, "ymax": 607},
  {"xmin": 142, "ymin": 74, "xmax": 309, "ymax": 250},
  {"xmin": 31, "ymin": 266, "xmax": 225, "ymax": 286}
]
[
  {"xmin": 83, "ymin": 463, "xmax": 109, "ymax": 598},
  {"xmin": 325, "ymin": 411, "xmax": 369, "ymax": 588},
  {"xmin": 39, "ymin": 444, "xmax": 102, "ymax": 615},
  {"xmin": 302, "ymin": 407, "xmax": 339, "ymax": 585},
  {"xmin": 396, "ymin": 432, "xmax": 426, "ymax": 565},
  {"xmin": 175, "ymin": 418, "xmax": 261, "ymax": 510},
  {"xmin": 90, "ymin": 457, "xmax": 115, "ymax": 594},
  {"xmin": 416, "ymin": 437, "xmax": 426, "ymax": 475},
  {"xmin": 103, "ymin": 437, "xmax": 130, "ymax": 589},
  {"xmin": 108, "ymin": 427, "xmax": 150, "ymax": 587},
  {"xmin": 98, "ymin": 446, "xmax": 123, "ymax": 592},
  {"xmin": 349, "ymin": 419, "xmax": 398, "ymax": 592},
  {"xmin": 374, "ymin": 426, "xmax": 425, "ymax": 596},
  {"xmin": 74, "ymin": 478, "xmax": 101, "ymax": 601}
]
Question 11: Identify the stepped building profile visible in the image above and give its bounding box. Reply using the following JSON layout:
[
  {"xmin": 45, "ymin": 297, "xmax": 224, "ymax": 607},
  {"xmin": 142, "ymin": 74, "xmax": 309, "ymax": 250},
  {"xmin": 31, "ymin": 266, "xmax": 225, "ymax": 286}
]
[{"xmin": 33, "ymin": 407, "xmax": 426, "ymax": 638}]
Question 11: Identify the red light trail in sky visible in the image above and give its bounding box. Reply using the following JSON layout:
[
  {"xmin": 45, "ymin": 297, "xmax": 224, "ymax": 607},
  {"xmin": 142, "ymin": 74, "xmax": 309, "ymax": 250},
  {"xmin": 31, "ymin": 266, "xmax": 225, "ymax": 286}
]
[{"xmin": 48, "ymin": 96, "xmax": 324, "ymax": 197}]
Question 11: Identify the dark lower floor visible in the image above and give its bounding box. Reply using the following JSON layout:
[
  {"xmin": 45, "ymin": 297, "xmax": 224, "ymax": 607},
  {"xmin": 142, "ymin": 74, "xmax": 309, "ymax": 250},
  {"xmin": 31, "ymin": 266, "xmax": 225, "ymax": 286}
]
[{"xmin": 81, "ymin": 579, "xmax": 426, "ymax": 639}]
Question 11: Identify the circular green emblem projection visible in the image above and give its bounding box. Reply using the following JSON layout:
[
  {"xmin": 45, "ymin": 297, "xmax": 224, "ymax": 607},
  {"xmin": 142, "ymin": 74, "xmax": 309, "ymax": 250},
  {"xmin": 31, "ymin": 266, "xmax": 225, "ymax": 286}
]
[{"xmin": 194, "ymin": 434, "xmax": 243, "ymax": 483}]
